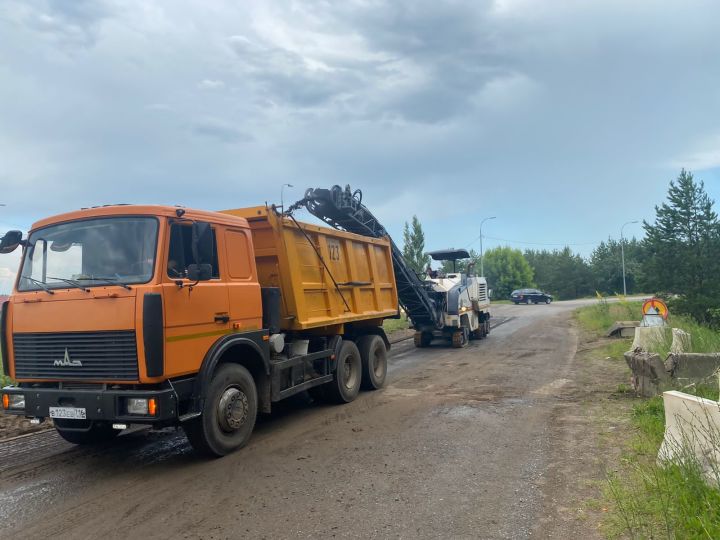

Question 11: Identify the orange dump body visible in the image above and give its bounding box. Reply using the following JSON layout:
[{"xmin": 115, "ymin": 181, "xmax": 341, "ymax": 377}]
[{"xmin": 221, "ymin": 207, "xmax": 399, "ymax": 331}]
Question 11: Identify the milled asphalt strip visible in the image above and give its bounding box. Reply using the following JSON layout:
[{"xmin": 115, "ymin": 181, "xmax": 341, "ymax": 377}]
[{"xmin": 0, "ymin": 317, "xmax": 514, "ymax": 465}]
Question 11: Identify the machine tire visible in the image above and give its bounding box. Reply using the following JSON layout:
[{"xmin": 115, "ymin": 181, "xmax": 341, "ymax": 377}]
[
  {"xmin": 324, "ymin": 340, "xmax": 362, "ymax": 404},
  {"xmin": 184, "ymin": 363, "xmax": 258, "ymax": 457},
  {"xmin": 413, "ymin": 331, "xmax": 433, "ymax": 348},
  {"xmin": 55, "ymin": 420, "xmax": 119, "ymax": 445},
  {"xmin": 358, "ymin": 335, "xmax": 387, "ymax": 390},
  {"xmin": 545, "ymin": 298, "xmax": 552, "ymax": 304},
  {"xmin": 452, "ymin": 328, "xmax": 469, "ymax": 348},
  {"xmin": 471, "ymin": 317, "xmax": 488, "ymax": 340}
]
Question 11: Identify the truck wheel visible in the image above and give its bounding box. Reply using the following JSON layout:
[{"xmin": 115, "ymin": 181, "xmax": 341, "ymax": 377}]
[
  {"xmin": 413, "ymin": 331, "xmax": 432, "ymax": 348},
  {"xmin": 325, "ymin": 340, "xmax": 362, "ymax": 403},
  {"xmin": 184, "ymin": 363, "xmax": 258, "ymax": 457},
  {"xmin": 55, "ymin": 420, "xmax": 119, "ymax": 445},
  {"xmin": 358, "ymin": 335, "xmax": 387, "ymax": 390}
]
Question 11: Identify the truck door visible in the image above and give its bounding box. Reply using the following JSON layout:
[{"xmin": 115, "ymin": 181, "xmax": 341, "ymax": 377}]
[
  {"xmin": 162, "ymin": 221, "xmax": 230, "ymax": 378},
  {"xmin": 224, "ymin": 228, "xmax": 263, "ymax": 332}
]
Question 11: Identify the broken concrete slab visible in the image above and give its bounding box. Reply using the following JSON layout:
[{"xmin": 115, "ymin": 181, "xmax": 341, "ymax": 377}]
[
  {"xmin": 658, "ymin": 390, "xmax": 720, "ymax": 486},
  {"xmin": 625, "ymin": 350, "xmax": 672, "ymax": 397},
  {"xmin": 665, "ymin": 352, "xmax": 720, "ymax": 388},
  {"xmin": 606, "ymin": 321, "xmax": 640, "ymax": 338}
]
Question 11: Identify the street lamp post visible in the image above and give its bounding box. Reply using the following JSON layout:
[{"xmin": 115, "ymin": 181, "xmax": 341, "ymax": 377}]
[
  {"xmin": 280, "ymin": 184, "xmax": 293, "ymax": 213},
  {"xmin": 621, "ymin": 220, "xmax": 639, "ymax": 296},
  {"xmin": 479, "ymin": 216, "xmax": 496, "ymax": 277}
]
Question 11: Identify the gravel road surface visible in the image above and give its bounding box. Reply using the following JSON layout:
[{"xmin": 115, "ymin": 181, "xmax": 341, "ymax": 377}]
[{"xmin": 0, "ymin": 299, "xmax": 630, "ymax": 539}]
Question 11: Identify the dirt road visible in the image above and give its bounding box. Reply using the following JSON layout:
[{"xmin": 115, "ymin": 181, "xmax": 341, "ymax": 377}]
[{"xmin": 0, "ymin": 300, "xmax": 628, "ymax": 539}]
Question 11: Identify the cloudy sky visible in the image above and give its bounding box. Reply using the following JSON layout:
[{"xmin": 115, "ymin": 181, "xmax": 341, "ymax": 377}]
[{"xmin": 2, "ymin": 0, "xmax": 720, "ymax": 293}]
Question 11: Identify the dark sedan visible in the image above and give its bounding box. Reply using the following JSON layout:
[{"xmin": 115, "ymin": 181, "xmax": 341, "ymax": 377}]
[{"xmin": 510, "ymin": 288, "xmax": 553, "ymax": 304}]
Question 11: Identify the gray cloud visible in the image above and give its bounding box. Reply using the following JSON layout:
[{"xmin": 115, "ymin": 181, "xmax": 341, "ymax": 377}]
[
  {"xmin": 191, "ymin": 118, "xmax": 253, "ymax": 144},
  {"xmin": 1, "ymin": 0, "xmax": 720, "ymax": 294},
  {"xmin": 5, "ymin": 0, "xmax": 113, "ymax": 48}
]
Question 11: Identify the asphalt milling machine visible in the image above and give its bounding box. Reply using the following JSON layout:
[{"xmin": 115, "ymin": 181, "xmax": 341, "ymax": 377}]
[{"xmin": 288, "ymin": 185, "xmax": 491, "ymax": 348}]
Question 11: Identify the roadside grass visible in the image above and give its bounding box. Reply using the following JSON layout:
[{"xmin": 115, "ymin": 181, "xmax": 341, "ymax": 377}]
[
  {"xmin": 666, "ymin": 314, "xmax": 720, "ymax": 354},
  {"xmin": 383, "ymin": 315, "xmax": 409, "ymax": 334},
  {"xmin": 574, "ymin": 298, "xmax": 643, "ymax": 335},
  {"xmin": 605, "ymin": 392, "xmax": 720, "ymax": 539},
  {"xmin": 576, "ymin": 298, "xmax": 720, "ymax": 538}
]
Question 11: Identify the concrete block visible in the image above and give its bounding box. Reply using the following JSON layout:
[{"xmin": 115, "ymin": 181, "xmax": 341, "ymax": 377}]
[
  {"xmin": 671, "ymin": 328, "xmax": 692, "ymax": 354},
  {"xmin": 659, "ymin": 391, "xmax": 720, "ymax": 486},
  {"xmin": 625, "ymin": 350, "xmax": 672, "ymax": 397},
  {"xmin": 631, "ymin": 326, "xmax": 671, "ymax": 353},
  {"xmin": 606, "ymin": 321, "xmax": 639, "ymax": 338},
  {"xmin": 665, "ymin": 353, "xmax": 720, "ymax": 388}
]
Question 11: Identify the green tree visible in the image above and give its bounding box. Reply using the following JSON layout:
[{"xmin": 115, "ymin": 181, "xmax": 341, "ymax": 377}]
[
  {"xmin": 439, "ymin": 249, "xmax": 479, "ymax": 274},
  {"xmin": 483, "ymin": 247, "xmax": 534, "ymax": 298},
  {"xmin": 589, "ymin": 238, "xmax": 646, "ymax": 295},
  {"xmin": 525, "ymin": 247, "xmax": 594, "ymax": 299},
  {"xmin": 402, "ymin": 215, "xmax": 430, "ymax": 275},
  {"xmin": 643, "ymin": 169, "xmax": 720, "ymax": 321}
]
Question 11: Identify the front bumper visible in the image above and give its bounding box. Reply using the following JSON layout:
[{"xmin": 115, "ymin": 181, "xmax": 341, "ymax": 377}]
[{"xmin": 1, "ymin": 385, "xmax": 178, "ymax": 424}]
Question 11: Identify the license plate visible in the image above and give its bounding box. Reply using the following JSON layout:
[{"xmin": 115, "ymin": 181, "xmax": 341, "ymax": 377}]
[{"xmin": 49, "ymin": 406, "xmax": 87, "ymax": 420}]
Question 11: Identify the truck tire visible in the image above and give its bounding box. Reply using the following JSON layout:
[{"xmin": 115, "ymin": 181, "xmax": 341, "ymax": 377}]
[
  {"xmin": 413, "ymin": 331, "xmax": 432, "ymax": 348},
  {"xmin": 324, "ymin": 340, "xmax": 362, "ymax": 403},
  {"xmin": 55, "ymin": 420, "xmax": 119, "ymax": 445},
  {"xmin": 184, "ymin": 363, "xmax": 258, "ymax": 457},
  {"xmin": 357, "ymin": 335, "xmax": 387, "ymax": 390}
]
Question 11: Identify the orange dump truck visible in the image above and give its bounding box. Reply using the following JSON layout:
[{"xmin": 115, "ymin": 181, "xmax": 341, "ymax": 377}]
[{"xmin": 0, "ymin": 204, "xmax": 398, "ymax": 456}]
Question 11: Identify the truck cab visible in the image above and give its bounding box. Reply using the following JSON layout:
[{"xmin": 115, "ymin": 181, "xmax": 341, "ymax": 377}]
[{"xmin": 1, "ymin": 204, "xmax": 396, "ymax": 456}]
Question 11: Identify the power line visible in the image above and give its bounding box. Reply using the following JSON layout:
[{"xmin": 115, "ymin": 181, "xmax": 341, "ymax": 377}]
[{"xmin": 465, "ymin": 234, "xmax": 598, "ymax": 248}]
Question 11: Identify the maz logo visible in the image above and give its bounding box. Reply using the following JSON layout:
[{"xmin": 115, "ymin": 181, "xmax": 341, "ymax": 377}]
[{"xmin": 53, "ymin": 348, "xmax": 83, "ymax": 367}]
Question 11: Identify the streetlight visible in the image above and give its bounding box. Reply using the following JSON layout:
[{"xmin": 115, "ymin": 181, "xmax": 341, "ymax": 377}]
[
  {"xmin": 621, "ymin": 220, "xmax": 639, "ymax": 296},
  {"xmin": 479, "ymin": 216, "xmax": 496, "ymax": 277},
  {"xmin": 280, "ymin": 184, "xmax": 293, "ymax": 213}
]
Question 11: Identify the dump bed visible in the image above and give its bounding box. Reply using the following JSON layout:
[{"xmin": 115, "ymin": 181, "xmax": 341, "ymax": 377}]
[{"xmin": 221, "ymin": 206, "xmax": 399, "ymax": 331}]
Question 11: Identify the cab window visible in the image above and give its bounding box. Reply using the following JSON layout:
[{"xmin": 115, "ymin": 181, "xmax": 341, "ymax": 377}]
[
  {"xmin": 225, "ymin": 230, "xmax": 252, "ymax": 279},
  {"xmin": 167, "ymin": 223, "xmax": 220, "ymax": 279}
]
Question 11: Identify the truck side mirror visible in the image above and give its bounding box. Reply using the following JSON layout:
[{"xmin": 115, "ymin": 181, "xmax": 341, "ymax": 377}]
[
  {"xmin": 0, "ymin": 230, "xmax": 23, "ymax": 254},
  {"xmin": 191, "ymin": 222, "xmax": 214, "ymax": 265},
  {"xmin": 187, "ymin": 263, "xmax": 213, "ymax": 281}
]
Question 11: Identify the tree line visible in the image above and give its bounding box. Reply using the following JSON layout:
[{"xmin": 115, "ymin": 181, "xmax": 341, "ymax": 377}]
[{"xmin": 402, "ymin": 169, "xmax": 720, "ymax": 324}]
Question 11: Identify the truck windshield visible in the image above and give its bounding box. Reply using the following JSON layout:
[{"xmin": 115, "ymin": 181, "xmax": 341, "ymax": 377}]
[{"xmin": 18, "ymin": 217, "xmax": 159, "ymax": 292}]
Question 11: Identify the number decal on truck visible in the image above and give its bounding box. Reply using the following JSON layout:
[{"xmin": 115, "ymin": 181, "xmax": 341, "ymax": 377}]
[{"xmin": 328, "ymin": 241, "xmax": 341, "ymax": 262}]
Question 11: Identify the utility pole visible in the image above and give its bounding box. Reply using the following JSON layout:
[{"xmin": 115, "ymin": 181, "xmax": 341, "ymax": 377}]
[
  {"xmin": 621, "ymin": 220, "xmax": 638, "ymax": 296},
  {"xmin": 479, "ymin": 216, "xmax": 496, "ymax": 277},
  {"xmin": 280, "ymin": 184, "xmax": 293, "ymax": 213}
]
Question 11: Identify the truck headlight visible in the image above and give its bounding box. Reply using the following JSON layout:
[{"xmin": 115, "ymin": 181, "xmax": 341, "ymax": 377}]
[
  {"xmin": 127, "ymin": 398, "xmax": 149, "ymax": 415},
  {"xmin": 126, "ymin": 397, "xmax": 157, "ymax": 416},
  {"xmin": 2, "ymin": 393, "xmax": 25, "ymax": 410}
]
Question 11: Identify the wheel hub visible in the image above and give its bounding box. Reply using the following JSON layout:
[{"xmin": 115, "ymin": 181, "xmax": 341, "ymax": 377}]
[
  {"xmin": 217, "ymin": 387, "xmax": 249, "ymax": 432},
  {"xmin": 343, "ymin": 356, "xmax": 358, "ymax": 389},
  {"xmin": 372, "ymin": 349, "xmax": 383, "ymax": 377}
]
